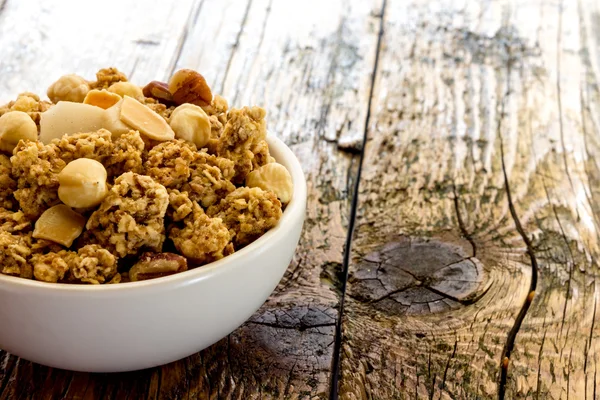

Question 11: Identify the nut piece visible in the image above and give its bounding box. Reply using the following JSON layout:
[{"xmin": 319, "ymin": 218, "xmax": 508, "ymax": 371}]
[
  {"xmin": 0, "ymin": 111, "xmax": 38, "ymax": 153},
  {"xmin": 119, "ymin": 96, "xmax": 175, "ymax": 141},
  {"xmin": 47, "ymin": 74, "xmax": 90, "ymax": 103},
  {"xmin": 33, "ymin": 204, "xmax": 86, "ymax": 247},
  {"xmin": 58, "ymin": 158, "xmax": 108, "ymax": 208},
  {"xmin": 84, "ymin": 89, "xmax": 122, "ymax": 109},
  {"xmin": 168, "ymin": 69, "xmax": 212, "ymax": 106},
  {"xmin": 143, "ymin": 81, "xmax": 173, "ymax": 103},
  {"xmin": 39, "ymin": 101, "xmax": 107, "ymax": 144},
  {"xmin": 169, "ymin": 104, "xmax": 211, "ymax": 148},
  {"xmin": 108, "ymin": 82, "xmax": 144, "ymax": 102},
  {"xmin": 246, "ymin": 162, "xmax": 293, "ymax": 204},
  {"xmin": 129, "ymin": 252, "xmax": 187, "ymax": 281}
]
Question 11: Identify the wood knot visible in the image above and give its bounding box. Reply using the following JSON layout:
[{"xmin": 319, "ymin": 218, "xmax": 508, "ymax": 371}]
[{"xmin": 348, "ymin": 236, "xmax": 487, "ymax": 315}]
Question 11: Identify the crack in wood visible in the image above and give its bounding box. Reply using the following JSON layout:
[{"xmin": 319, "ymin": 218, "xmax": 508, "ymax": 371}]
[
  {"xmin": 452, "ymin": 184, "xmax": 477, "ymax": 257},
  {"xmin": 497, "ymin": 47, "xmax": 540, "ymax": 400},
  {"xmin": 439, "ymin": 338, "xmax": 458, "ymax": 399}
]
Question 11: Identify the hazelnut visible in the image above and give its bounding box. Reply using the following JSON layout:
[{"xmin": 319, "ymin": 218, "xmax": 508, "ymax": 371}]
[
  {"xmin": 108, "ymin": 82, "xmax": 144, "ymax": 102},
  {"xmin": 0, "ymin": 111, "xmax": 38, "ymax": 153},
  {"xmin": 47, "ymin": 74, "xmax": 90, "ymax": 103},
  {"xmin": 168, "ymin": 69, "xmax": 212, "ymax": 106},
  {"xmin": 246, "ymin": 163, "xmax": 293, "ymax": 204},
  {"xmin": 143, "ymin": 81, "xmax": 173, "ymax": 103},
  {"xmin": 33, "ymin": 204, "xmax": 86, "ymax": 247},
  {"xmin": 58, "ymin": 158, "xmax": 108, "ymax": 208},
  {"xmin": 83, "ymin": 89, "xmax": 122, "ymax": 109},
  {"xmin": 169, "ymin": 103, "xmax": 211, "ymax": 148}
]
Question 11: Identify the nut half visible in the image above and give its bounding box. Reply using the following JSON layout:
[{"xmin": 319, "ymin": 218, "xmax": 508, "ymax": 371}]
[
  {"xmin": 58, "ymin": 158, "xmax": 108, "ymax": 208},
  {"xmin": 129, "ymin": 252, "xmax": 188, "ymax": 281},
  {"xmin": 168, "ymin": 69, "xmax": 212, "ymax": 106},
  {"xmin": 246, "ymin": 163, "xmax": 293, "ymax": 204}
]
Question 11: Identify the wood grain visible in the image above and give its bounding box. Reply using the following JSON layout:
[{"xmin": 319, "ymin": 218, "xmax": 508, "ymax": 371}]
[
  {"xmin": 0, "ymin": 0, "xmax": 383, "ymax": 398},
  {"xmin": 338, "ymin": 0, "xmax": 600, "ymax": 399},
  {"xmin": 2, "ymin": 0, "xmax": 599, "ymax": 398}
]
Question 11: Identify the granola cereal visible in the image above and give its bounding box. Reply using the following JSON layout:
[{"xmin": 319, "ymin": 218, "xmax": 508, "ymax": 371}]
[
  {"xmin": 182, "ymin": 151, "xmax": 236, "ymax": 208},
  {"xmin": 11, "ymin": 140, "xmax": 65, "ymax": 219},
  {"xmin": 0, "ymin": 155, "xmax": 17, "ymax": 209},
  {"xmin": 0, "ymin": 208, "xmax": 32, "ymax": 234},
  {"xmin": 0, "ymin": 67, "xmax": 289, "ymax": 284},
  {"xmin": 0, "ymin": 231, "xmax": 32, "ymax": 278},
  {"xmin": 145, "ymin": 140, "xmax": 197, "ymax": 188},
  {"xmin": 85, "ymin": 172, "xmax": 169, "ymax": 257},
  {"xmin": 167, "ymin": 189, "xmax": 194, "ymax": 222},
  {"xmin": 90, "ymin": 67, "xmax": 128, "ymax": 90},
  {"xmin": 207, "ymin": 187, "xmax": 282, "ymax": 248},
  {"xmin": 169, "ymin": 203, "xmax": 231, "ymax": 263},
  {"xmin": 105, "ymin": 130, "xmax": 145, "ymax": 177},
  {"xmin": 217, "ymin": 106, "xmax": 270, "ymax": 184},
  {"xmin": 51, "ymin": 130, "xmax": 113, "ymax": 164},
  {"xmin": 69, "ymin": 245, "xmax": 117, "ymax": 284}
]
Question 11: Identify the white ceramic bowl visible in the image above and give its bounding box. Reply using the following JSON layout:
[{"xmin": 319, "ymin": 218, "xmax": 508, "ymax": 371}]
[{"xmin": 0, "ymin": 136, "xmax": 306, "ymax": 372}]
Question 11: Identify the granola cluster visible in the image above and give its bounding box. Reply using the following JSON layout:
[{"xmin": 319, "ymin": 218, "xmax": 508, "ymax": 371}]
[{"xmin": 0, "ymin": 67, "xmax": 291, "ymax": 284}]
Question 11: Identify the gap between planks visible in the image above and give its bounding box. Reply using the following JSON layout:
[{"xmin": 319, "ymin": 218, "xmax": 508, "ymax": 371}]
[{"xmin": 329, "ymin": 1, "xmax": 388, "ymax": 399}]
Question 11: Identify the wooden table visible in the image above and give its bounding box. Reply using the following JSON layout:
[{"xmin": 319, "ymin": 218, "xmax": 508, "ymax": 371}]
[{"xmin": 1, "ymin": 0, "xmax": 600, "ymax": 398}]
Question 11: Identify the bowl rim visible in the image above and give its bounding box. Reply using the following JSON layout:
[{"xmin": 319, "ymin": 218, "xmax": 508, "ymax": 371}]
[{"xmin": 0, "ymin": 135, "xmax": 307, "ymax": 293}]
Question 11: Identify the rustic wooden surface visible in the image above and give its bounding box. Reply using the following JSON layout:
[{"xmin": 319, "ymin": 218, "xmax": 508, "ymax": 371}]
[{"xmin": 0, "ymin": 0, "xmax": 599, "ymax": 399}]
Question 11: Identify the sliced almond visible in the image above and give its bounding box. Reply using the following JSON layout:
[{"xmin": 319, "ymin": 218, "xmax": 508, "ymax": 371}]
[
  {"xmin": 84, "ymin": 89, "xmax": 122, "ymax": 110},
  {"xmin": 33, "ymin": 204, "xmax": 87, "ymax": 247},
  {"xmin": 119, "ymin": 96, "xmax": 174, "ymax": 141}
]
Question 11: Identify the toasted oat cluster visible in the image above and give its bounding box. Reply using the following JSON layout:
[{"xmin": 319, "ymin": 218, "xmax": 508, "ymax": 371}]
[{"xmin": 0, "ymin": 68, "xmax": 293, "ymax": 284}]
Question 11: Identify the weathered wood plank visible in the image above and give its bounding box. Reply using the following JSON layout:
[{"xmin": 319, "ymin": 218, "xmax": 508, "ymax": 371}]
[
  {"xmin": 338, "ymin": 0, "xmax": 600, "ymax": 398},
  {"xmin": 503, "ymin": 0, "xmax": 600, "ymax": 398},
  {"xmin": 171, "ymin": 0, "xmax": 384, "ymax": 397},
  {"xmin": 0, "ymin": 0, "xmax": 384, "ymax": 398}
]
